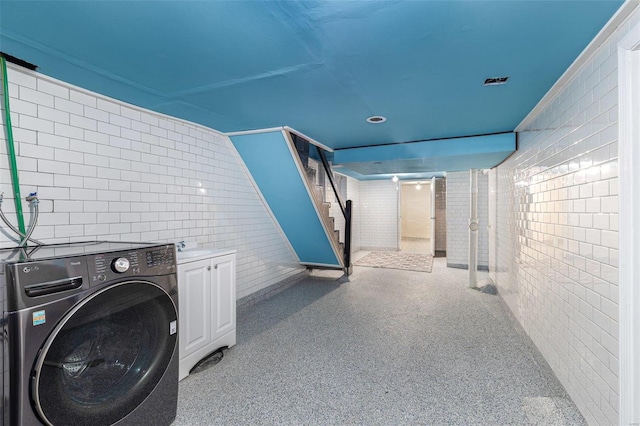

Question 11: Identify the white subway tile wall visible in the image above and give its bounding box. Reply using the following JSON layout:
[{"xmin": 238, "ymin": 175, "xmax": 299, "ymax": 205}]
[
  {"xmin": 490, "ymin": 9, "xmax": 638, "ymax": 424},
  {"xmin": 0, "ymin": 65, "xmax": 303, "ymax": 301},
  {"xmin": 446, "ymin": 171, "xmax": 489, "ymax": 268},
  {"xmin": 359, "ymin": 180, "xmax": 399, "ymax": 250}
]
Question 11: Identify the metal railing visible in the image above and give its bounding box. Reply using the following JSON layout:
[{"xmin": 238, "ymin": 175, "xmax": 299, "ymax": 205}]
[{"xmin": 290, "ymin": 133, "xmax": 352, "ymax": 274}]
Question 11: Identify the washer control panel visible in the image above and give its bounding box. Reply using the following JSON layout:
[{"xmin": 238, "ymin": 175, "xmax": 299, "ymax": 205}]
[
  {"xmin": 87, "ymin": 244, "xmax": 175, "ymax": 286},
  {"xmin": 145, "ymin": 247, "xmax": 175, "ymax": 268}
]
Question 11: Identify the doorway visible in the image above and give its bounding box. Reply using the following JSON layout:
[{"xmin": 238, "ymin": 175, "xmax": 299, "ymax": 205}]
[{"xmin": 400, "ymin": 181, "xmax": 431, "ymax": 254}]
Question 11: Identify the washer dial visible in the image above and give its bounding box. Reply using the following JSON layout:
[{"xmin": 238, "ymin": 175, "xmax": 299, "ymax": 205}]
[{"xmin": 112, "ymin": 257, "xmax": 130, "ymax": 273}]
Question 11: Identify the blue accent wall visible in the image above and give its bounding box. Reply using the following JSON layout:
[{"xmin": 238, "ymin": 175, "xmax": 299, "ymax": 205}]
[{"xmin": 230, "ymin": 131, "xmax": 341, "ymax": 267}]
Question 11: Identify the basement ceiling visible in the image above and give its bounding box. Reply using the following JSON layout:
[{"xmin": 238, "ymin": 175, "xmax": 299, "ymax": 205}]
[{"xmin": 0, "ymin": 0, "xmax": 624, "ymax": 179}]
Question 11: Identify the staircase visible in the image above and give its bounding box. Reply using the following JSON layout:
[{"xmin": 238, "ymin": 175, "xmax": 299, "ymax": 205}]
[{"xmin": 228, "ymin": 128, "xmax": 351, "ymax": 274}]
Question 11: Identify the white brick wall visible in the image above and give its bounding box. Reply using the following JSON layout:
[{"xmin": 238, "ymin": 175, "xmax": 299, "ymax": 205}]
[
  {"xmin": 489, "ymin": 9, "xmax": 640, "ymax": 424},
  {"xmin": 0, "ymin": 64, "xmax": 303, "ymax": 301},
  {"xmin": 446, "ymin": 171, "xmax": 489, "ymax": 268},
  {"xmin": 359, "ymin": 180, "xmax": 399, "ymax": 250}
]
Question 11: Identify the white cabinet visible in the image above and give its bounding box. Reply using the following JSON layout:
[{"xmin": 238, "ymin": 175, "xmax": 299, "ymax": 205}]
[{"xmin": 177, "ymin": 250, "xmax": 236, "ymax": 380}]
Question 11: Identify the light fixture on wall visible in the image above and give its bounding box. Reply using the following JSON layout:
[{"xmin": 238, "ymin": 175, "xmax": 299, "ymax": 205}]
[
  {"xmin": 416, "ymin": 182, "xmax": 422, "ymax": 190},
  {"xmin": 392, "ymin": 175, "xmax": 399, "ymax": 182}
]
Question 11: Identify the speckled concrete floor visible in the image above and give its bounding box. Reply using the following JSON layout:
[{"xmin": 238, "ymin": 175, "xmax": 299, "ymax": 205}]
[{"xmin": 174, "ymin": 258, "xmax": 585, "ymax": 425}]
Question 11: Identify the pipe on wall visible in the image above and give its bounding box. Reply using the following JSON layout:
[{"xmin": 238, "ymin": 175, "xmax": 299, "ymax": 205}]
[
  {"xmin": 469, "ymin": 169, "xmax": 478, "ymax": 288},
  {"xmin": 1, "ymin": 56, "xmax": 26, "ymax": 234},
  {"xmin": 430, "ymin": 176, "xmax": 436, "ymax": 257}
]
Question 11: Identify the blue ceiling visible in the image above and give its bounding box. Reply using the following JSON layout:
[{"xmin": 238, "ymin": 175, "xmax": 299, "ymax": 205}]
[{"xmin": 0, "ymin": 0, "xmax": 623, "ymax": 178}]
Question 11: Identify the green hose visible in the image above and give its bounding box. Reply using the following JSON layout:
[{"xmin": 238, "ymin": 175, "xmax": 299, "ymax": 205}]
[{"xmin": 1, "ymin": 55, "xmax": 26, "ymax": 234}]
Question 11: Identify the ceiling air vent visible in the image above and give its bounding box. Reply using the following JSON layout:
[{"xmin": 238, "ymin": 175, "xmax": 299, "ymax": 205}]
[{"xmin": 484, "ymin": 77, "xmax": 509, "ymax": 86}]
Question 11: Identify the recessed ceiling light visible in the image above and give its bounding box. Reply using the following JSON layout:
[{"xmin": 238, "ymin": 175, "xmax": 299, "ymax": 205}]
[
  {"xmin": 484, "ymin": 77, "xmax": 509, "ymax": 86},
  {"xmin": 367, "ymin": 116, "xmax": 386, "ymax": 123}
]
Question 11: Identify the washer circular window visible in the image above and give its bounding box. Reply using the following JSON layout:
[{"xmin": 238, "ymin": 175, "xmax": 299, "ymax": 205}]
[{"xmin": 31, "ymin": 281, "xmax": 177, "ymax": 426}]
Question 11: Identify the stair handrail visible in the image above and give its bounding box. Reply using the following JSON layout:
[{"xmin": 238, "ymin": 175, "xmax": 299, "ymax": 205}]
[
  {"xmin": 315, "ymin": 145, "xmax": 352, "ymax": 273},
  {"xmin": 315, "ymin": 146, "xmax": 346, "ymax": 218}
]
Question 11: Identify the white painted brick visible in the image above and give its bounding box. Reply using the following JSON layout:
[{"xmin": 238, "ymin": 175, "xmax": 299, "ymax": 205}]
[
  {"xmin": 20, "ymin": 143, "xmax": 54, "ymax": 160},
  {"xmin": 19, "ymin": 87, "xmax": 54, "ymax": 107},
  {"xmin": 54, "ymin": 175, "xmax": 83, "ymax": 189},
  {"xmin": 37, "ymin": 212, "xmax": 69, "ymax": 226},
  {"xmin": 69, "ymin": 90, "xmax": 97, "ymax": 107},
  {"xmin": 83, "ymin": 178, "xmax": 109, "ymax": 190},
  {"xmin": 84, "ymin": 129, "xmax": 109, "ymax": 145},
  {"xmin": 97, "ymin": 98, "xmax": 120, "ymax": 114},
  {"xmin": 140, "ymin": 112, "xmax": 159, "ymax": 126},
  {"xmin": 54, "ymin": 149, "xmax": 83, "ymax": 165},
  {"xmin": 131, "ymin": 120, "xmax": 151, "ymax": 133},
  {"xmin": 55, "ymin": 200, "xmax": 84, "ymax": 212},
  {"xmin": 55, "ymin": 224, "xmax": 84, "ymax": 238},
  {"xmin": 38, "ymin": 159, "xmax": 69, "ymax": 175},
  {"xmin": 110, "ymin": 113, "xmax": 131, "ymax": 129},
  {"xmin": 2, "ymin": 67, "xmax": 304, "ymax": 372},
  {"xmin": 37, "ymin": 79, "xmax": 69, "ymax": 99},
  {"xmin": 84, "ymin": 106, "xmax": 110, "ymax": 122},
  {"xmin": 97, "ymin": 121, "xmax": 120, "ymax": 137},
  {"xmin": 7, "ymin": 67, "xmax": 37, "ymax": 88},
  {"xmin": 20, "ymin": 115, "xmax": 54, "ymax": 133},
  {"xmin": 55, "ymin": 98, "xmax": 83, "ymax": 115},
  {"xmin": 54, "ymin": 123, "xmax": 83, "ymax": 139},
  {"xmin": 13, "ymin": 128, "xmax": 37, "ymax": 144},
  {"xmin": 70, "ymin": 114, "xmax": 97, "ymax": 131},
  {"xmin": 109, "ymin": 136, "xmax": 131, "ymax": 150},
  {"xmin": 120, "ymin": 106, "xmax": 141, "ymax": 121},
  {"xmin": 600, "ymin": 196, "xmax": 618, "ymax": 213},
  {"xmin": 69, "ymin": 212, "xmax": 97, "ymax": 224},
  {"xmin": 10, "ymin": 98, "xmax": 37, "ymax": 116},
  {"xmin": 19, "ymin": 170, "xmax": 53, "ymax": 186},
  {"xmin": 489, "ymin": 11, "xmax": 633, "ymax": 424},
  {"xmin": 601, "ymin": 230, "xmax": 618, "ymax": 249}
]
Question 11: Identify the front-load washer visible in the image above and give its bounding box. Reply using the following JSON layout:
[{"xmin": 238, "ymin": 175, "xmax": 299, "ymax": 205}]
[{"xmin": 1, "ymin": 241, "xmax": 179, "ymax": 426}]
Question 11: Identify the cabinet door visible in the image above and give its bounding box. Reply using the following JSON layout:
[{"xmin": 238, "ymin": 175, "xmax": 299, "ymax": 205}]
[
  {"xmin": 178, "ymin": 259, "xmax": 212, "ymax": 358},
  {"xmin": 211, "ymin": 254, "xmax": 236, "ymax": 340}
]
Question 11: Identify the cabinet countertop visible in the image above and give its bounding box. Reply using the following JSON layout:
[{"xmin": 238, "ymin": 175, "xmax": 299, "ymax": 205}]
[{"xmin": 176, "ymin": 248, "xmax": 237, "ymax": 264}]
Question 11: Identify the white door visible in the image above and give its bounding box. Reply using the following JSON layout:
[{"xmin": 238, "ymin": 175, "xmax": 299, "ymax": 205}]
[
  {"xmin": 212, "ymin": 254, "xmax": 236, "ymax": 340},
  {"xmin": 178, "ymin": 259, "xmax": 212, "ymax": 357}
]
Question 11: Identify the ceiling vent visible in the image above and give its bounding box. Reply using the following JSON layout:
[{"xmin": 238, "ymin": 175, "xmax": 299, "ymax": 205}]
[{"xmin": 484, "ymin": 77, "xmax": 509, "ymax": 86}]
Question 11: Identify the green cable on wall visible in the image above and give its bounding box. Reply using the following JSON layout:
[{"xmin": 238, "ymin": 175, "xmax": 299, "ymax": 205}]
[{"xmin": 1, "ymin": 54, "xmax": 26, "ymax": 234}]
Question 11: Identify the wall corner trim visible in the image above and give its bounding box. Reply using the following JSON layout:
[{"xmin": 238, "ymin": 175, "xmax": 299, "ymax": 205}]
[{"xmin": 618, "ymin": 17, "xmax": 640, "ymax": 425}]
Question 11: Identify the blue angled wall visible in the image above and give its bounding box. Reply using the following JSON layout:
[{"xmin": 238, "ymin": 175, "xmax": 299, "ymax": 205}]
[{"xmin": 229, "ymin": 131, "xmax": 341, "ymax": 268}]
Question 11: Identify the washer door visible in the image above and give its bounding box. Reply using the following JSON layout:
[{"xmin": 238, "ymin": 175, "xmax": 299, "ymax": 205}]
[{"xmin": 32, "ymin": 281, "xmax": 177, "ymax": 426}]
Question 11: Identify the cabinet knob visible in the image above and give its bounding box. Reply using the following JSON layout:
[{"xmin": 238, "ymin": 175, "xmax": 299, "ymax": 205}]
[
  {"xmin": 207, "ymin": 266, "xmax": 211, "ymax": 271},
  {"xmin": 214, "ymin": 264, "xmax": 218, "ymax": 269}
]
